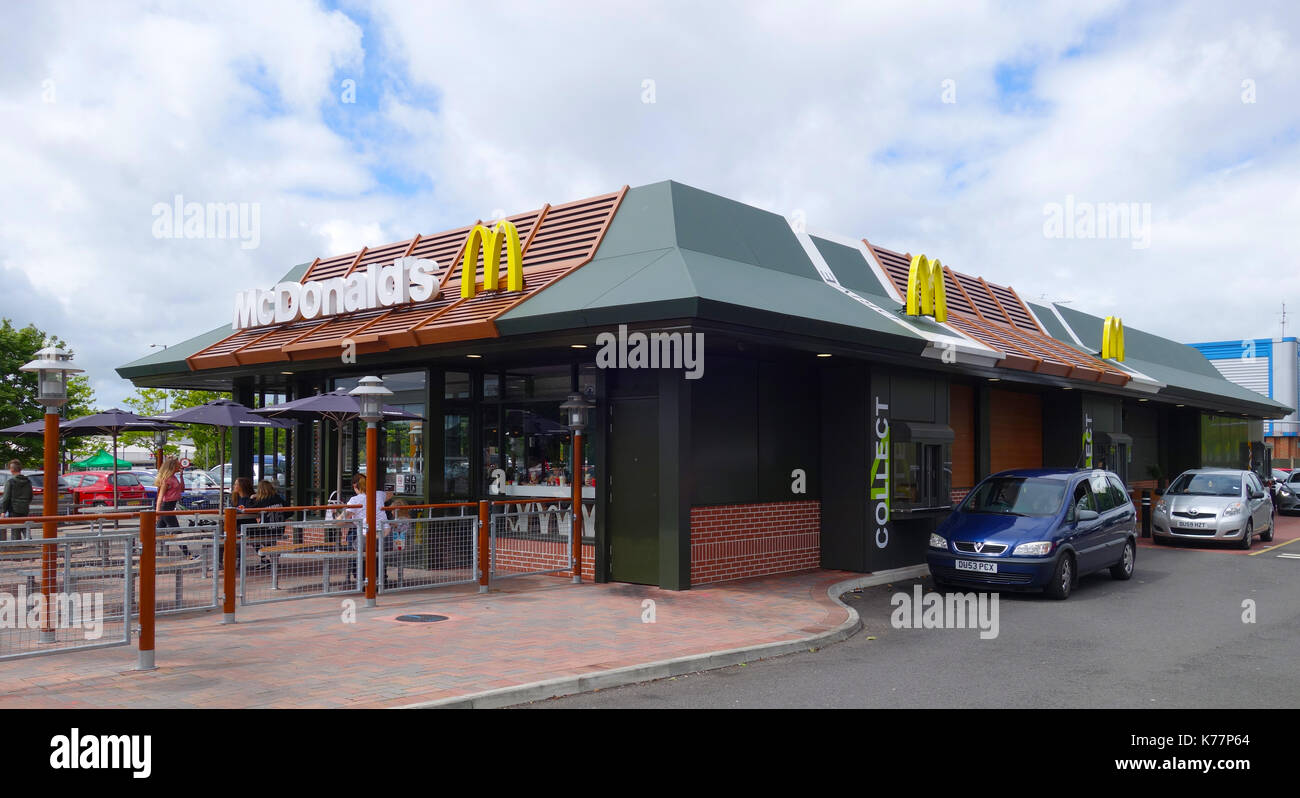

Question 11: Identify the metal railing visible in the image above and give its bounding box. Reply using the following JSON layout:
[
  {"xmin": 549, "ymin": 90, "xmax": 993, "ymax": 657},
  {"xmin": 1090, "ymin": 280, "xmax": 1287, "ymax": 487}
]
[
  {"xmin": 0, "ymin": 531, "xmax": 135, "ymax": 661},
  {"xmin": 378, "ymin": 509, "xmax": 478, "ymax": 593},
  {"xmin": 239, "ymin": 515, "xmax": 362, "ymax": 605},
  {"xmin": 488, "ymin": 498, "xmax": 576, "ymax": 581}
]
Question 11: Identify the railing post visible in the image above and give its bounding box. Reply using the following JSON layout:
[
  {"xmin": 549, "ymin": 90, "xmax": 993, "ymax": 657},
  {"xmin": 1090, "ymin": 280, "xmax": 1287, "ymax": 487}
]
[
  {"xmin": 138, "ymin": 510, "xmax": 157, "ymax": 670},
  {"xmin": 39, "ymin": 411, "xmax": 59, "ymax": 643},
  {"xmin": 571, "ymin": 429, "xmax": 584, "ymax": 584},
  {"xmin": 478, "ymin": 500, "xmax": 490, "ymax": 593},
  {"xmin": 223, "ymin": 507, "xmax": 237, "ymax": 623},
  {"xmin": 365, "ymin": 422, "xmax": 378, "ymax": 608}
]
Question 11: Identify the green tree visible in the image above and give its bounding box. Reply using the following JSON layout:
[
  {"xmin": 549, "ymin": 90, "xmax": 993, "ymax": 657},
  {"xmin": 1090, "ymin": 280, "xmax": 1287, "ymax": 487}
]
[
  {"xmin": 0, "ymin": 320, "xmax": 98, "ymax": 467},
  {"xmin": 120, "ymin": 386, "xmax": 230, "ymax": 468}
]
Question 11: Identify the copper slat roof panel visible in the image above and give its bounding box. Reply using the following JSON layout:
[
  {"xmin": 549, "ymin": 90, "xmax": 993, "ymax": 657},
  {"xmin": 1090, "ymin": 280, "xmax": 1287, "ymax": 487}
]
[
  {"xmin": 305, "ymin": 250, "xmax": 363, "ymax": 283},
  {"xmin": 986, "ymin": 282, "xmax": 1040, "ymax": 333},
  {"xmin": 344, "ymin": 239, "xmax": 419, "ymax": 277}
]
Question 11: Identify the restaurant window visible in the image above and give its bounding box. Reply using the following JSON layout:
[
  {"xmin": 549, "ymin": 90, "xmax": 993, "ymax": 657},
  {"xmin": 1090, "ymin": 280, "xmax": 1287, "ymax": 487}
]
[
  {"xmin": 503, "ymin": 365, "xmax": 573, "ymax": 400},
  {"xmin": 445, "ymin": 371, "xmax": 471, "ymax": 400},
  {"xmin": 335, "ymin": 371, "xmax": 428, "ymax": 499},
  {"xmin": 444, "ymin": 413, "xmax": 471, "ymax": 496},
  {"xmin": 891, "ymin": 422, "xmax": 954, "ymax": 512}
]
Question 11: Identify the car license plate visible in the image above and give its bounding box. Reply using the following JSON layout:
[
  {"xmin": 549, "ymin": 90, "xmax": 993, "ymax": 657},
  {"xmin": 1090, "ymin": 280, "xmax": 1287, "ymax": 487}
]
[
  {"xmin": 127, "ymin": 500, "xmax": 142, "ymax": 506},
  {"xmin": 1181, "ymin": 520, "xmax": 1210, "ymax": 529},
  {"xmin": 956, "ymin": 560, "xmax": 997, "ymax": 573}
]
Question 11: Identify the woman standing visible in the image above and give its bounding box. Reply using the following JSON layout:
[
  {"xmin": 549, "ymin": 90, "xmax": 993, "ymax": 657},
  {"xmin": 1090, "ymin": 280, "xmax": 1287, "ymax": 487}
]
[{"xmin": 154, "ymin": 456, "xmax": 186, "ymax": 554}]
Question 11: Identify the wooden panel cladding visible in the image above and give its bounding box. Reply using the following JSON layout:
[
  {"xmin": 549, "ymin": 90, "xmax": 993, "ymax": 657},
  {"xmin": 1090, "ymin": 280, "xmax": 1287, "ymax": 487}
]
[
  {"xmin": 989, "ymin": 388, "xmax": 1043, "ymax": 473},
  {"xmin": 949, "ymin": 382, "xmax": 976, "ymax": 491},
  {"xmin": 187, "ymin": 186, "xmax": 627, "ymax": 372},
  {"xmin": 865, "ymin": 241, "xmax": 1129, "ymax": 387}
]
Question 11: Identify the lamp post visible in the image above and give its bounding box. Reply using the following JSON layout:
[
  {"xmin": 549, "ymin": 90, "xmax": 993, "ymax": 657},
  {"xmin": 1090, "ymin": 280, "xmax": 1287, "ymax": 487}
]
[
  {"xmin": 20, "ymin": 345, "xmax": 82, "ymax": 643},
  {"xmin": 153, "ymin": 429, "xmax": 167, "ymax": 469},
  {"xmin": 559, "ymin": 392, "xmax": 594, "ymax": 583},
  {"xmin": 349, "ymin": 376, "xmax": 391, "ymax": 607}
]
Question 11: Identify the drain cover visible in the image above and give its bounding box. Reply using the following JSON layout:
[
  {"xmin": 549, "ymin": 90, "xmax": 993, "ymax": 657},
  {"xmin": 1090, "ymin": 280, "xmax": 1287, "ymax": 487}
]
[{"xmin": 395, "ymin": 614, "xmax": 448, "ymax": 623}]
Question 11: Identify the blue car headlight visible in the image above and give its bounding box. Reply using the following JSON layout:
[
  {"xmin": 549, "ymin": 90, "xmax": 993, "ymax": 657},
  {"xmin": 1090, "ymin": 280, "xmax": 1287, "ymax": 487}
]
[
  {"xmin": 928, "ymin": 533, "xmax": 948, "ymax": 550},
  {"xmin": 1013, "ymin": 541, "xmax": 1054, "ymax": 556}
]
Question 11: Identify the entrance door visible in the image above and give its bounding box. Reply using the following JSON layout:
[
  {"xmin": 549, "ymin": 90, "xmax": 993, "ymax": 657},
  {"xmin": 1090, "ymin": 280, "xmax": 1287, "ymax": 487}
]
[{"xmin": 607, "ymin": 397, "xmax": 659, "ymax": 584}]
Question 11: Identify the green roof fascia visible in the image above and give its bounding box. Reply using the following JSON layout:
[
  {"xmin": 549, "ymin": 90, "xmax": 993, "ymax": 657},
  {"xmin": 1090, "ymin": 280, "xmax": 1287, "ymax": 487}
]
[
  {"xmin": 1052, "ymin": 304, "xmax": 1291, "ymax": 416},
  {"xmin": 115, "ymin": 261, "xmax": 314, "ymax": 381}
]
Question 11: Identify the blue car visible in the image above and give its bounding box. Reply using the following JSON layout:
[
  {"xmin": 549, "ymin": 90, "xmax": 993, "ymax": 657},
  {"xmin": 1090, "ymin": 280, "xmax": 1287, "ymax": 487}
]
[{"xmin": 927, "ymin": 468, "xmax": 1137, "ymax": 600}]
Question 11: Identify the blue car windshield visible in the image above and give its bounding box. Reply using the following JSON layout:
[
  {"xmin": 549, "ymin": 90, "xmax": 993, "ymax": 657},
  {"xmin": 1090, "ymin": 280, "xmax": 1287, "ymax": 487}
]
[
  {"xmin": 963, "ymin": 478, "xmax": 1065, "ymax": 517},
  {"xmin": 1165, "ymin": 473, "xmax": 1240, "ymax": 497}
]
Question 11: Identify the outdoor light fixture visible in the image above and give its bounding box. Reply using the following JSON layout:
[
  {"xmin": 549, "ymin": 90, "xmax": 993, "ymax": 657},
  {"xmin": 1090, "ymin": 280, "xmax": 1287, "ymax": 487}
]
[
  {"xmin": 347, "ymin": 376, "xmax": 392, "ymax": 608},
  {"xmin": 153, "ymin": 429, "xmax": 168, "ymax": 467},
  {"xmin": 466, "ymin": 354, "xmax": 482, "ymax": 359},
  {"xmin": 816, "ymin": 353, "xmax": 832, "ymax": 358},
  {"xmin": 570, "ymin": 344, "xmax": 587, "ymax": 349},
  {"xmin": 348, "ymin": 376, "xmax": 392, "ymax": 424},
  {"xmin": 20, "ymin": 344, "xmax": 82, "ymax": 644},
  {"xmin": 559, "ymin": 391, "xmax": 595, "ymax": 585},
  {"xmin": 20, "ymin": 345, "xmax": 83, "ymax": 409},
  {"xmin": 560, "ymin": 392, "xmax": 594, "ymax": 432}
]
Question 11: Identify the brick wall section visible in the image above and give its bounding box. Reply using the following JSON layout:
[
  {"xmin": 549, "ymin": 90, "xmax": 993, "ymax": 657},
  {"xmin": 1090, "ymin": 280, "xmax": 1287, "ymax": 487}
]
[
  {"xmin": 690, "ymin": 501, "xmax": 820, "ymax": 586},
  {"xmin": 495, "ymin": 537, "xmax": 595, "ymax": 581}
]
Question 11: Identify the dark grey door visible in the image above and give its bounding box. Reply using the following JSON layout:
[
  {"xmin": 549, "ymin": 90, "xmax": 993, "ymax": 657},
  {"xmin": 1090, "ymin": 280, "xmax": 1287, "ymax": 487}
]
[{"xmin": 608, "ymin": 397, "xmax": 660, "ymax": 585}]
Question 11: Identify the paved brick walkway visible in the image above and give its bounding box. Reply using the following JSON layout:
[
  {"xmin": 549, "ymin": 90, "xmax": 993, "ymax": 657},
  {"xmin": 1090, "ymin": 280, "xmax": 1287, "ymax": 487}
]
[{"xmin": 0, "ymin": 569, "xmax": 855, "ymax": 708}]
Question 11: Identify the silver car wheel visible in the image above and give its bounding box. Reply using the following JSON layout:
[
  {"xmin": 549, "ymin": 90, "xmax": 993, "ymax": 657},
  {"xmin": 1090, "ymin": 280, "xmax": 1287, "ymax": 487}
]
[{"xmin": 1122, "ymin": 543, "xmax": 1133, "ymax": 574}]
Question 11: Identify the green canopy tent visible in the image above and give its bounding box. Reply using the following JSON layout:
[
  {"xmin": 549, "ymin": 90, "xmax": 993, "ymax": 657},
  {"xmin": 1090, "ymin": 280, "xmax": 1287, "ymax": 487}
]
[{"xmin": 70, "ymin": 449, "xmax": 133, "ymax": 471}]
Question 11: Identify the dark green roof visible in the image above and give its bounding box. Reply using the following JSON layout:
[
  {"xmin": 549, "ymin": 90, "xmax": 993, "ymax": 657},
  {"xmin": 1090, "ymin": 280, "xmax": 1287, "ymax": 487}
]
[
  {"xmin": 1052, "ymin": 304, "xmax": 1291, "ymax": 416},
  {"xmin": 497, "ymin": 181, "xmax": 929, "ymax": 352}
]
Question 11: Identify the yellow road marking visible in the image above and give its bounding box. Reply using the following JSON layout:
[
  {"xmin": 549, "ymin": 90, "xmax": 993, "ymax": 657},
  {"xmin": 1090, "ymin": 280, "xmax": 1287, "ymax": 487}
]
[{"xmin": 1250, "ymin": 536, "xmax": 1300, "ymax": 556}]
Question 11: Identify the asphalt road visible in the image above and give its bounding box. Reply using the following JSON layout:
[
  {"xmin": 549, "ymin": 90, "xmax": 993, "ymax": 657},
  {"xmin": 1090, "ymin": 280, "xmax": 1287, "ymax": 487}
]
[{"xmin": 523, "ymin": 543, "xmax": 1300, "ymax": 708}]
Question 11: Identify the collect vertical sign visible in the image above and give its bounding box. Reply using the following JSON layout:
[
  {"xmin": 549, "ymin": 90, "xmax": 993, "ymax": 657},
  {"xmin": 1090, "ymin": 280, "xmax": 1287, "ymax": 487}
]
[{"xmin": 871, "ymin": 393, "xmax": 891, "ymax": 550}]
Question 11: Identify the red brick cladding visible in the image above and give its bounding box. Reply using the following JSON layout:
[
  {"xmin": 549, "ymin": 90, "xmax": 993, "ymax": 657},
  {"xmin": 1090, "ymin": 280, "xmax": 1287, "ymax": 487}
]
[{"xmin": 690, "ymin": 501, "xmax": 820, "ymax": 586}]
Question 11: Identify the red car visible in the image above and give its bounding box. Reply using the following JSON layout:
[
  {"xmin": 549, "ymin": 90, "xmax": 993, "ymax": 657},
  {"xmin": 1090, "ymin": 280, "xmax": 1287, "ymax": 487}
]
[{"xmin": 66, "ymin": 471, "xmax": 147, "ymax": 508}]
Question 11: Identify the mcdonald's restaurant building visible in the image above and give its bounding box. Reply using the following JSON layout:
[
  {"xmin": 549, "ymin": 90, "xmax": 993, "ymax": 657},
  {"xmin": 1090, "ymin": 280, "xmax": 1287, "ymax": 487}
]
[{"xmin": 118, "ymin": 180, "xmax": 1290, "ymax": 589}]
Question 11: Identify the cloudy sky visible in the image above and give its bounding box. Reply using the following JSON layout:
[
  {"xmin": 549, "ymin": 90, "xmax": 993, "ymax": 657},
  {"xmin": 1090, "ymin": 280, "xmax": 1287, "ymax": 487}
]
[{"xmin": 2, "ymin": 0, "xmax": 1298, "ymax": 407}]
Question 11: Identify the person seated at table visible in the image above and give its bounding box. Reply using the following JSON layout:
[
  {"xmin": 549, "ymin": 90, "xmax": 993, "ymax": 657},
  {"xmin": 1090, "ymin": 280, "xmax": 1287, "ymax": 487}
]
[
  {"xmin": 243, "ymin": 480, "xmax": 288, "ymax": 556},
  {"xmin": 343, "ymin": 473, "xmax": 389, "ymax": 586}
]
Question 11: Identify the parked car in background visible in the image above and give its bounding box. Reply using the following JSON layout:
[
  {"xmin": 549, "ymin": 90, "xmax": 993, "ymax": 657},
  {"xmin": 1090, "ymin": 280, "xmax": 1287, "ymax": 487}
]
[
  {"xmin": 927, "ymin": 468, "xmax": 1137, "ymax": 600},
  {"xmin": 2, "ymin": 471, "xmax": 75, "ymax": 515},
  {"xmin": 206, "ymin": 457, "xmax": 285, "ymax": 490},
  {"xmin": 134, "ymin": 469, "xmax": 223, "ymax": 511},
  {"xmin": 66, "ymin": 471, "xmax": 147, "ymax": 508},
  {"xmin": 1152, "ymin": 468, "xmax": 1274, "ymax": 548},
  {"xmin": 1271, "ymin": 469, "xmax": 1300, "ymax": 514}
]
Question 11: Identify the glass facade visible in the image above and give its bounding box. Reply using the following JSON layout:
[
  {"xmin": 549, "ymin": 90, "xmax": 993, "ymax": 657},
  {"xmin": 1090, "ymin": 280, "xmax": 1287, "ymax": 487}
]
[
  {"xmin": 334, "ymin": 371, "xmax": 428, "ymax": 499},
  {"xmin": 1200, "ymin": 414, "xmax": 1250, "ymax": 470}
]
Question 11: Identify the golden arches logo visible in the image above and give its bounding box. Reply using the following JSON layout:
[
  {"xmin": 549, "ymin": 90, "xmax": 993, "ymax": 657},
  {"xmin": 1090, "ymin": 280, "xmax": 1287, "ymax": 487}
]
[
  {"xmin": 460, "ymin": 220, "xmax": 523, "ymax": 299},
  {"xmin": 1101, "ymin": 316, "xmax": 1124, "ymax": 361},
  {"xmin": 905, "ymin": 254, "xmax": 947, "ymax": 323}
]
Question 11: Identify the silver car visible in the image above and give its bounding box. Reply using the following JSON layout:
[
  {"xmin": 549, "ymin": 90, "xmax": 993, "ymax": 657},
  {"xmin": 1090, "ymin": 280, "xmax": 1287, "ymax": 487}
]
[{"xmin": 1152, "ymin": 469, "xmax": 1275, "ymax": 549}]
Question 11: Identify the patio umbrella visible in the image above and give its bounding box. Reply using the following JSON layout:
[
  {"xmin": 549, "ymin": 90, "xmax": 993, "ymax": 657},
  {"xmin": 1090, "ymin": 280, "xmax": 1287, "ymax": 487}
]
[
  {"xmin": 250, "ymin": 389, "xmax": 423, "ymax": 504},
  {"xmin": 144, "ymin": 400, "xmax": 295, "ymax": 512},
  {"xmin": 0, "ymin": 419, "xmax": 57, "ymax": 438},
  {"xmin": 59, "ymin": 410, "xmax": 178, "ymax": 509}
]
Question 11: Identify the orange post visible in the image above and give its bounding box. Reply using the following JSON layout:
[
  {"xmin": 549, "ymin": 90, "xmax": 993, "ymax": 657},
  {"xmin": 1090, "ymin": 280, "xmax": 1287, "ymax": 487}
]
[
  {"xmin": 39, "ymin": 411, "xmax": 59, "ymax": 643},
  {"xmin": 571, "ymin": 430, "xmax": 583, "ymax": 583},
  {"xmin": 365, "ymin": 423, "xmax": 378, "ymax": 606},
  {"xmin": 223, "ymin": 507, "xmax": 237, "ymax": 623},
  {"xmin": 478, "ymin": 499, "xmax": 490, "ymax": 593},
  {"xmin": 138, "ymin": 510, "xmax": 157, "ymax": 670}
]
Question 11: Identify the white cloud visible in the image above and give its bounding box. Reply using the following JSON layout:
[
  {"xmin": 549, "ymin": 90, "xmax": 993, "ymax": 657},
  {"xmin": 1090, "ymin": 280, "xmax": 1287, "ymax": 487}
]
[{"xmin": 1, "ymin": 0, "xmax": 1298, "ymax": 410}]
